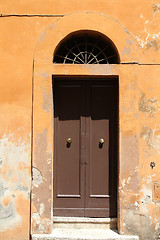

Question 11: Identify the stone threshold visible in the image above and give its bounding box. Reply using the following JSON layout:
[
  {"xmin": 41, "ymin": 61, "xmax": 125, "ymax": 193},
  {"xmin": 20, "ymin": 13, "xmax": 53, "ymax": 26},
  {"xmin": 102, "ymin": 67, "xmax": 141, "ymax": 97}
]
[
  {"xmin": 52, "ymin": 217, "xmax": 117, "ymax": 229},
  {"xmin": 53, "ymin": 216, "xmax": 117, "ymax": 223},
  {"xmin": 31, "ymin": 229, "xmax": 139, "ymax": 240}
]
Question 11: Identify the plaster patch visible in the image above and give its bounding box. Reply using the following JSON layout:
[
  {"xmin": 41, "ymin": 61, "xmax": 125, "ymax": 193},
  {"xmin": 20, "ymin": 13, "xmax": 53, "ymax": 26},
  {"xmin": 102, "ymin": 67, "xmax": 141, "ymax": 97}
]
[
  {"xmin": 47, "ymin": 159, "xmax": 51, "ymax": 165},
  {"xmin": 50, "ymin": 24, "xmax": 55, "ymax": 29},
  {"xmin": 16, "ymin": 185, "xmax": 30, "ymax": 197},
  {"xmin": 135, "ymin": 201, "xmax": 139, "ymax": 207},
  {"xmin": 146, "ymin": 39, "xmax": 159, "ymax": 51},
  {"xmin": 120, "ymin": 166, "xmax": 139, "ymax": 191},
  {"xmin": 126, "ymin": 39, "xmax": 133, "ymax": 46},
  {"xmin": 0, "ymin": 133, "xmax": 30, "ymax": 231},
  {"xmin": 0, "ymin": 182, "xmax": 7, "ymax": 197},
  {"xmin": 0, "ymin": 201, "xmax": 22, "ymax": 232},
  {"xmin": 140, "ymin": 126, "xmax": 160, "ymax": 152},
  {"xmin": 32, "ymin": 212, "xmax": 41, "ymax": 225},
  {"xmin": 139, "ymin": 93, "xmax": 158, "ymax": 116},
  {"xmin": 135, "ymin": 34, "xmax": 150, "ymax": 48},
  {"xmin": 0, "ymin": 133, "xmax": 30, "ymax": 166},
  {"xmin": 40, "ymin": 85, "xmax": 52, "ymax": 113},
  {"xmin": 34, "ymin": 128, "xmax": 52, "ymax": 169},
  {"xmin": 32, "ymin": 167, "xmax": 43, "ymax": 188},
  {"xmin": 39, "ymin": 203, "xmax": 45, "ymax": 216},
  {"xmin": 155, "ymin": 222, "xmax": 160, "ymax": 231},
  {"xmin": 32, "ymin": 212, "xmax": 51, "ymax": 233},
  {"xmin": 0, "ymin": 133, "xmax": 30, "ymax": 196},
  {"xmin": 153, "ymin": 3, "xmax": 160, "ymax": 16},
  {"xmin": 135, "ymin": 32, "xmax": 160, "ymax": 49},
  {"xmin": 40, "ymin": 32, "xmax": 46, "ymax": 42},
  {"xmin": 121, "ymin": 176, "xmax": 131, "ymax": 188},
  {"xmin": 41, "ymin": 71, "xmax": 50, "ymax": 80},
  {"xmin": 122, "ymin": 46, "xmax": 131, "ymax": 57},
  {"xmin": 82, "ymin": 64, "xmax": 118, "ymax": 75},
  {"xmin": 124, "ymin": 210, "xmax": 152, "ymax": 239},
  {"xmin": 0, "ymin": 202, "xmax": 14, "ymax": 220},
  {"xmin": 141, "ymin": 184, "xmax": 153, "ymax": 204}
]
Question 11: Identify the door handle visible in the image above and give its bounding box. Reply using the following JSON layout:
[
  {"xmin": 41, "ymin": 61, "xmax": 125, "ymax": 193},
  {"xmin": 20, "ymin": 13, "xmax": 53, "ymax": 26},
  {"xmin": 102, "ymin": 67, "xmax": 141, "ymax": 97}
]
[
  {"xmin": 99, "ymin": 138, "xmax": 104, "ymax": 144},
  {"xmin": 67, "ymin": 138, "xmax": 72, "ymax": 144}
]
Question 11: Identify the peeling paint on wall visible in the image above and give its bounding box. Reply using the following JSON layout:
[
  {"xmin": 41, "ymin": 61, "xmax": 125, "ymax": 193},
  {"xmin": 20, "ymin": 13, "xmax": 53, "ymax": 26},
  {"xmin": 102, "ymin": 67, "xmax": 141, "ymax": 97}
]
[
  {"xmin": 0, "ymin": 133, "xmax": 30, "ymax": 196},
  {"xmin": 0, "ymin": 132, "xmax": 30, "ymax": 233},
  {"xmin": 124, "ymin": 210, "xmax": 153, "ymax": 240},
  {"xmin": 39, "ymin": 203, "xmax": 45, "ymax": 216},
  {"xmin": 32, "ymin": 211, "xmax": 51, "ymax": 234},
  {"xmin": 0, "ymin": 201, "xmax": 22, "ymax": 232},
  {"xmin": 40, "ymin": 81, "xmax": 52, "ymax": 113},
  {"xmin": 146, "ymin": 39, "xmax": 159, "ymax": 51},
  {"xmin": 153, "ymin": 4, "xmax": 160, "ymax": 16},
  {"xmin": 32, "ymin": 167, "xmax": 43, "ymax": 188},
  {"xmin": 0, "ymin": 5, "xmax": 157, "ymax": 240},
  {"xmin": 140, "ymin": 126, "xmax": 160, "ymax": 153},
  {"xmin": 139, "ymin": 93, "xmax": 158, "ymax": 116}
]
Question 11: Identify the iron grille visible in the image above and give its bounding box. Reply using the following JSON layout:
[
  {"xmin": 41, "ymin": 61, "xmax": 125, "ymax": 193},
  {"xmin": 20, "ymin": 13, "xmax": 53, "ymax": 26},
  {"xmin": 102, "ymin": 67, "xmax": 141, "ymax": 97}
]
[{"xmin": 53, "ymin": 35, "xmax": 119, "ymax": 64}]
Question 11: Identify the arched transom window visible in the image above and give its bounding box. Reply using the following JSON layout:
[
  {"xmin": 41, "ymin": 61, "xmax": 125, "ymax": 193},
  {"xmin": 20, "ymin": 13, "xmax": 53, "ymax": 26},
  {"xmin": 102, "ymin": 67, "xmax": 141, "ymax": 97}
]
[{"xmin": 53, "ymin": 31, "xmax": 120, "ymax": 64}]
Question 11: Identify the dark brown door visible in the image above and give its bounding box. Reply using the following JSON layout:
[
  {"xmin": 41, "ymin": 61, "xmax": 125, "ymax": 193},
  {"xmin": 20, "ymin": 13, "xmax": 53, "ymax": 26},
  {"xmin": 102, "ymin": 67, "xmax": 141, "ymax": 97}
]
[{"xmin": 53, "ymin": 78, "xmax": 118, "ymax": 218}]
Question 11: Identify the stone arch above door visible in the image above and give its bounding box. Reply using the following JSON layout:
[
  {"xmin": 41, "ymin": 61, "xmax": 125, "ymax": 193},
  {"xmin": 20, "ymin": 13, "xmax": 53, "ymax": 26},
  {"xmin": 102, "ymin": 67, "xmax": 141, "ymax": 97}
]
[
  {"xmin": 34, "ymin": 12, "xmax": 138, "ymax": 66},
  {"xmin": 32, "ymin": 12, "xmax": 139, "ymax": 235}
]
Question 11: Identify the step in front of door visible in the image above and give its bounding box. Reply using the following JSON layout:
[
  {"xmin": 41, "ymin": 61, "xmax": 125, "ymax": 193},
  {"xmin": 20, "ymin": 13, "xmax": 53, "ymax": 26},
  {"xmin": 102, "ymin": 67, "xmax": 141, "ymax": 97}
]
[
  {"xmin": 53, "ymin": 217, "xmax": 117, "ymax": 229},
  {"xmin": 31, "ymin": 229, "xmax": 139, "ymax": 240}
]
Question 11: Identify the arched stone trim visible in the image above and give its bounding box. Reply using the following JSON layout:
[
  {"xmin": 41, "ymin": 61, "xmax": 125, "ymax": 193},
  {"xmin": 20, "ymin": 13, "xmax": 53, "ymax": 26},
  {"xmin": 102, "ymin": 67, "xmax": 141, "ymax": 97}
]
[
  {"xmin": 32, "ymin": 12, "xmax": 139, "ymax": 236},
  {"xmin": 34, "ymin": 12, "xmax": 138, "ymax": 66}
]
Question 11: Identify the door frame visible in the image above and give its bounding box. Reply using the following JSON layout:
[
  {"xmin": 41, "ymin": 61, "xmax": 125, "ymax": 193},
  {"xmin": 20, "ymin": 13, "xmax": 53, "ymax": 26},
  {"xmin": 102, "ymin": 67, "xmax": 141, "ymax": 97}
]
[
  {"xmin": 31, "ymin": 11, "xmax": 139, "ymax": 236},
  {"xmin": 32, "ymin": 64, "xmax": 139, "ymax": 235}
]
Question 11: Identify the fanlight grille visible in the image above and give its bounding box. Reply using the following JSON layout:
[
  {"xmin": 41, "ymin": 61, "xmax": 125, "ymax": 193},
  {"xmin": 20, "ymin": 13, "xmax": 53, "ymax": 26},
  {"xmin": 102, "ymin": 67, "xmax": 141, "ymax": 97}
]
[{"xmin": 53, "ymin": 34, "xmax": 119, "ymax": 64}]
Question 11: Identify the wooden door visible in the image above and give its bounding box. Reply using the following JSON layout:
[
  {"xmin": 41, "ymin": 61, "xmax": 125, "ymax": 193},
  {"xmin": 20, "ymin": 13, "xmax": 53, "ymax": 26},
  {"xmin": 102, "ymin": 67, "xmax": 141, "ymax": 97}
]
[{"xmin": 53, "ymin": 78, "xmax": 118, "ymax": 218}]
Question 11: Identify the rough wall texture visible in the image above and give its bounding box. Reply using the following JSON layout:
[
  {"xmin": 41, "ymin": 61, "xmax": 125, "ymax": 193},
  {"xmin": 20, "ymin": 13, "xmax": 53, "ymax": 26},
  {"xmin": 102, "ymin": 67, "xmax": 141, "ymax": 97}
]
[{"xmin": 0, "ymin": 1, "xmax": 160, "ymax": 240}]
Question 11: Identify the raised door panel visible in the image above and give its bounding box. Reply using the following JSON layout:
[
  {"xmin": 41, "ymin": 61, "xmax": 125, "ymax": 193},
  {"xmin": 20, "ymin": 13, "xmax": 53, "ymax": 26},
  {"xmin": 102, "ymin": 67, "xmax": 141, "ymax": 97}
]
[
  {"xmin": 53, "ymin": 82, "xmax": 85, "ymax": 216},
  {"xmin": 85, "ymin": 82, "xmax": 117, "ymax": 217}
]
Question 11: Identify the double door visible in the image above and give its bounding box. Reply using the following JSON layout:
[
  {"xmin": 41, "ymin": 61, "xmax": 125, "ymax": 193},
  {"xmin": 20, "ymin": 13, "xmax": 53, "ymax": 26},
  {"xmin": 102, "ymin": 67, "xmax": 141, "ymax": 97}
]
[{"xmin": 53, "ymin": 78, "xmax": 118, "ymax": 217}]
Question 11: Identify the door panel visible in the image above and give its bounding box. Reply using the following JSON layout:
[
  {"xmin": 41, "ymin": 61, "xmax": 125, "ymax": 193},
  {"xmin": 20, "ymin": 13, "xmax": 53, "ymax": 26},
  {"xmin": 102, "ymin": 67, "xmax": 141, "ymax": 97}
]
[
  {"xmin": 85, "ymin": 84, "xmax": 117, "ymax": 217},
  {"xmin": 54, "ymin": 83, "xmax": 85, "ymax": 216},
  {"xmin": 89, "ymin": 119, "xmax": 109, "ymax": 197},
  {"xmin": 89, "ymin": 86, "xmax": 110, "ymax": 197},
  {"xmin": 53, "ymin": 78, "xmax": 118, "ymax": 217}
]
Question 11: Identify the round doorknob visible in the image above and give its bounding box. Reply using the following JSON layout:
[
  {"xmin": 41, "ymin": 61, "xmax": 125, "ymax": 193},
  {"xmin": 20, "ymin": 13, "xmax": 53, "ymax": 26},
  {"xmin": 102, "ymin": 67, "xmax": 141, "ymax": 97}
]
[
  {"xmin": 67, "ymin": 138, "xmax": 72, "ymax": 144},
  {"xmin": 99, "ymin": 138, "xmax": 104, "ymax": 144}
]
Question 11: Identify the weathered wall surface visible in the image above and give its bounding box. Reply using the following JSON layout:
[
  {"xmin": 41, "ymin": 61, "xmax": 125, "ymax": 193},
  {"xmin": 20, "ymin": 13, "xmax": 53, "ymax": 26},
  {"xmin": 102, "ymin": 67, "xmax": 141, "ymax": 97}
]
[
  {"xmin": 0, "ymin": 17, "xmax": 56, "ymax": 240},
  {"xmin": 119, "ymin": 66, "xmax": 160, "ymax": 240},
  {"xmin": 0, "ymin": 1, "xmax": 160, "ymax": 240}
]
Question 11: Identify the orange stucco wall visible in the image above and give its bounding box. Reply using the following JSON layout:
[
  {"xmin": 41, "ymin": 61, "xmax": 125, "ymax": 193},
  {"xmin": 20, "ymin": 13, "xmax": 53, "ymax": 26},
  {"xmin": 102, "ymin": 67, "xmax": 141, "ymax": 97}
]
[
  {"xmin": 0, "ymin": 17, "xmax": 54, "ymax": 240},
  {"xmin": 0, "ymin": 1, "xmax": 160, "ymax": 240}
]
